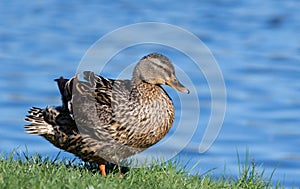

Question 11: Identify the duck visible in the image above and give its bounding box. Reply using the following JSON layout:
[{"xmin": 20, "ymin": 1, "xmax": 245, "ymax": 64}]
[{"xmin": 25, "ymin": 53, "xmax": 189, "ymax": 176}]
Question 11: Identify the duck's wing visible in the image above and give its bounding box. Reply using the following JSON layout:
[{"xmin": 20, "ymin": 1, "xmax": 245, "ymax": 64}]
[
  {"xmin": 67, "ymin": 71, "xmax": 136, "ymax": 162},
  {"xmin": 82, "ymin": 71, "xmax": 115, "ymax": 105},
  {"xmin": 80, "ymin": 71, "xmax": 132, "ymax": 105},
  {"xmin": 54, "ymin": 70, "xmax": 132, "ymax": 127},
  {"xmin": 53, "ymin": 71, "xmax": 113, "ymax": 114}
]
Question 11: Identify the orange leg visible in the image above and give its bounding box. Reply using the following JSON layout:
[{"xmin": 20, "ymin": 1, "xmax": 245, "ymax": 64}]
[
  {"xmin": 119, "ymin": 173, "xmax": 123, "ymax": 179},
  {"xmin": 99, "ymin": 163, "xmax": 107, "ymax": 176}
]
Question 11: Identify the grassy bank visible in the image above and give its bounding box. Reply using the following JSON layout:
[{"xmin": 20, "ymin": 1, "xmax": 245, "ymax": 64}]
[{"xmin": 0, "ymin": 152, "xmax": 282, "ymax": 189}]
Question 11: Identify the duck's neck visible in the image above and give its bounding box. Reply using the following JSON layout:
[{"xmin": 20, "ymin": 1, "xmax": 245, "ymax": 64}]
[{"xmin": 132, "ymin": 67, "xmax": 143, "ymax": 85}]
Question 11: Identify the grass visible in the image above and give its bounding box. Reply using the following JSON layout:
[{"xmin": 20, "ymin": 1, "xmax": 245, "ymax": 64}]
[{"xmin": 0, "ymin": 151, "xmax": 282, "ymax": 189}]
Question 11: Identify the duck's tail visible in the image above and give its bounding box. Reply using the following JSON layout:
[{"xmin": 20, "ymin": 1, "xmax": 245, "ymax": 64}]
[{"xmin": 24, "ymin": 107, "xmax": 54, "ymax": 135}]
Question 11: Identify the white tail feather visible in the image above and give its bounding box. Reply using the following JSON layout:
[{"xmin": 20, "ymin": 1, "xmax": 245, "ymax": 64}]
[{"xmin": 24, "ymin": 107, "xmax": 54, "ymax": 135}]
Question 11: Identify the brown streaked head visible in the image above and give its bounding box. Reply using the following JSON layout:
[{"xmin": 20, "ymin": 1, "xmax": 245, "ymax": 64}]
[{"xmin": 133, "ymin": 53, "xmax": 189, "ymax": 94}]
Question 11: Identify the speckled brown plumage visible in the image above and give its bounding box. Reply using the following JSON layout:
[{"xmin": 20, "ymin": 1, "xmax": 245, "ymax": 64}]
[{"xmin": 25, "ymin": 53, "xmax": 189, "ymax": 175}]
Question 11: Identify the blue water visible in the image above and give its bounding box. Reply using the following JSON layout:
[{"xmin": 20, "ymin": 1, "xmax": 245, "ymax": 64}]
[{"xmin": 1, "ymin": 1, "xmax": 300, "ymax": 187}]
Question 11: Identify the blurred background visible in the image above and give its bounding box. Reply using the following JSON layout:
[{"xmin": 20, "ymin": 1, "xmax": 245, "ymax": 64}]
[{"xmin": 0, "ymin": 1, "xmax": 299, "ymax": 187}]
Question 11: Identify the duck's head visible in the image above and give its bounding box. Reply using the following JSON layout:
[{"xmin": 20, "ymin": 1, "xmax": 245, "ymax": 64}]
[{"xmin": 133, "ymin": 53, "xmax": 189, "ymax": 94}]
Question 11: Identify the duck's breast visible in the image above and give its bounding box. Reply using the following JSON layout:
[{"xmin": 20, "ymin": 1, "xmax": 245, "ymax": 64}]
[{"xmin": 111, "ymin": 83, "xmax": 175, "ymax": 148}]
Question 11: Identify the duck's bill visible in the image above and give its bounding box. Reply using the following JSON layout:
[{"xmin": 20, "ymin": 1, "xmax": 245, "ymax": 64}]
[{"xmin": 166, "ymin": 79, "xmax": 190, "ymax": 94}]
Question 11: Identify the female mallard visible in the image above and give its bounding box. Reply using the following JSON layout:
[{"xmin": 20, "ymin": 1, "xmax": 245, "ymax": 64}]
[{"xmin": 25, "ymin": 53, "xmax": 189, "ymax": 176}]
